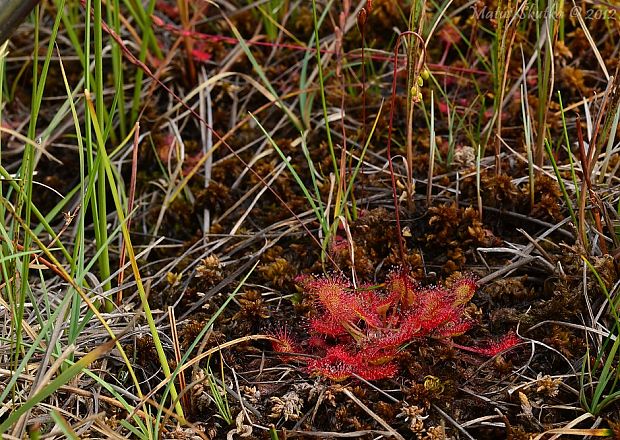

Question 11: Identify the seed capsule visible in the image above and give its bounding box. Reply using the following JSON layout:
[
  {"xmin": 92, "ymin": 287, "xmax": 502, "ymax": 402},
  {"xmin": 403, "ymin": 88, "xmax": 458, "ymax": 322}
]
[{"xmin": 357, "ymin": 8, "xmax": 367, "ymax": 28}]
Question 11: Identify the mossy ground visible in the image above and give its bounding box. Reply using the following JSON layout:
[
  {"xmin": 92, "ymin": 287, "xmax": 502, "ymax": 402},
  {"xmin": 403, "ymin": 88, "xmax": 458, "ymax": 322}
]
[{"xmin": 3, "ymin": 0, "xmax": 620, "ymax": 438}]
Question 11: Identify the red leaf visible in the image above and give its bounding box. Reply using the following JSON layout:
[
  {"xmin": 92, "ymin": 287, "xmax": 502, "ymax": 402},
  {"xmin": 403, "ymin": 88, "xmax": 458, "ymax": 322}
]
[
  {"xmin": 270, "ymin": 327, "xmax": 301, "ymax": 362},
  {"xmin": 191, "ymin": 48, "xmax": 212, "ymax": 63},
  {"xmin": 455, "ymin": 332, "xmax": 521, "ymax": 357}
]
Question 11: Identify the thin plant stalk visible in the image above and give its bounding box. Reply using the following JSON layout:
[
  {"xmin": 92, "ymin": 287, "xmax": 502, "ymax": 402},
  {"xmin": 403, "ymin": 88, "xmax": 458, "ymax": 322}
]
[
  {"xmin": 387, "ymin": 31, "xmax": 416, "ymax": 262},
  {"xmin": 129, "ymin": 0, "xmax": 162, "ymax": 122},
  {"xmin": 311, "ymin": 0, "xmax": 338, "ymax": 182},
  {"xmin": 107, "ymin": 0, "xmax": 127, "ymax": 137},
  {"xmin": 557, "ymin": 92, "xmax": 580, "ymax": 203},
  {"xmin": 92, "ymin": 0, "xmax": 112, "ymax": 311},
  {"xmin": 520, "ymin": 82, "xmax": 535, "ymax": 207},
  {"xmin": 426, "ymin": 90, "xmax": 435, "ymax": 206},
  {"xmin": 544, "ymin": 139, "xmax": 578, "ymax": 237}
]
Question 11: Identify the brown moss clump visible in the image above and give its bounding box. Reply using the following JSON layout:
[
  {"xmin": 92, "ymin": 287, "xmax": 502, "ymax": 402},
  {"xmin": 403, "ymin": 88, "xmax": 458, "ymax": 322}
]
[
  {"xmin": 195, "ymin": 181, "xmax": 231, "ymax": 215},
  {"xmin": 325, "ymin": 208, "xmax": 423, "ymax": 279},
  {"xmin": 195, "ymin": 255, "xmax": 224, "ymax": 288},
  {"xmin": 484, "ymin": 277, "xmax": 535, "ymax": 302},
  {"xmin": 369, "ymin": 0, "xmax": 406, "ymax": 34},
  {"xmin": 178, "ymin": 318, "xmax": 206, "ymax": 351},
  {"xmin": 290, "ymin": 6, "xmax": 314, "ymax": 39},
  {"xmin": 558, "ymin": 65, "xmax": 590, "ymax": 95},
  {"xmin": 233, "ymin": 290, "xmax": 269, "ymax": 323},
  {"xmin": 526, "ymin": 175, "xmax": 563, "ymax": 221},
  {"xmin": 422, "ymin": 204, "xmax": 493, "ymax": 272},
  {"xmin": 590, "ymin": 255, "xmax": 617, "ymax": 291},
  {"xmin": 125, "ymin": 335, "xmax": 158, "ymax": 369},
  {"xmin": 543, "ymin": 324, "xmax": 579, "ymax": 358},
  {"xmin": 482, "ymin": 173, "xmax": 520, "ymax": 210},
  {"xmin": 459, "ymin": 171, "xmax": 565, "ymax": 223},
  {"xmin": 259, "ymin": 257, "xmax": 295, "ymax": 289}
]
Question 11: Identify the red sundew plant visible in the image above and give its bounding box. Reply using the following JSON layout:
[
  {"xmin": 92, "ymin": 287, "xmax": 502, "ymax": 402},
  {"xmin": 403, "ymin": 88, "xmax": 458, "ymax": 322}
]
[
  {"xmin": 271, "ymin": 270, "xmax": 519, "ymax": 381},
  {"xmin": 271, "ymin": 326, "xmax": 302, "ymax": 363}
]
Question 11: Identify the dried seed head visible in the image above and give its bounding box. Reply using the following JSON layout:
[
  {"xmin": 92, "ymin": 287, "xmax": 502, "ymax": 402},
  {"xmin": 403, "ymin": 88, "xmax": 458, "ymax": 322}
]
[
  {"xmin": 357, "ymin": 8, "xmax": 368, "ymax": 29},
  {"xmin": 268, "ymin": 391, "xmax": 304, "ymax": 421}
]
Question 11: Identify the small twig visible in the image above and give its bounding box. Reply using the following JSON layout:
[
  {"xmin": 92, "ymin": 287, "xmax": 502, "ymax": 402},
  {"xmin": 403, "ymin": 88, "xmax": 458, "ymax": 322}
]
[
  {"xmin": 285, "ymin": 429, "xmax": 401, "ymax": 438},
  {"xmin": 432, "ymin": 403, "xmax": 476, "ymax": 440},
  {"xmin": 477, "ymin": 256, "xmax": 535, "ymax": 285},
  {"xmin": 341, "ymin": 388, "xmax": 405, "ymax": 440},
  {"xmin": 351, "ymin": 373, "xmax": 399, "ymax": 403},
  {"xmin": 517, "ymin": 228, "xmax": 556, "ymax": 272},
  {"xmin": 494, "ymin": 408, "xmax": 511, "ymax": 437}
]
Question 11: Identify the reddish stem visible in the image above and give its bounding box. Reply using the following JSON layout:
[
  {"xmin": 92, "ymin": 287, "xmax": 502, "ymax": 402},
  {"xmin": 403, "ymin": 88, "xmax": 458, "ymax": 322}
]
[
  {"xmin": 150, "ymin": 19, "xmax": 490, "ymax": 75},
  {"xmin": 359, "ymin": 14, "xmax": 367, "ymax": 152},
  {"xmin": 386, "ymin": 31, "xmax": 416, "ymax": 264}
]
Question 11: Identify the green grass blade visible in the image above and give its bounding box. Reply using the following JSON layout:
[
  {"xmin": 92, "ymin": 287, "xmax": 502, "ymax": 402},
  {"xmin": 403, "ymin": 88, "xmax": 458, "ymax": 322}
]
[
  {"xmin": 225, "ymin": 17, "xmax": 302, "ymax": 131},
  {"xmin": 0, "ymin": 340, "xmax": 114, "ymax": 433},
  {"xmin": 544, "ymin": 139, "xmax": 578, "ymax": 233},
  {"xmin": 251, "ymin": 113, "xmax": 329, "ymax": 237}
]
